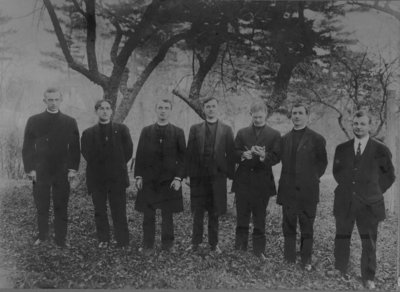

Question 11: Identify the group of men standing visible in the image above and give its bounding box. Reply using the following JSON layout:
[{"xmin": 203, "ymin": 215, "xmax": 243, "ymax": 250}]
[{"xmin": 22, "ymin": 88, "xmax": 395, "ymax": 289}]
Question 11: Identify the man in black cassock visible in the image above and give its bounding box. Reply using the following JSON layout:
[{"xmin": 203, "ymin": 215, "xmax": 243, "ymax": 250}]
[
  {"xmin": 22, "ymin": 87, "xmax": 80, "ymax": 247},
  {"xmin": 134, "ymin": 99, "xmax": 186, "ymax": 253}
]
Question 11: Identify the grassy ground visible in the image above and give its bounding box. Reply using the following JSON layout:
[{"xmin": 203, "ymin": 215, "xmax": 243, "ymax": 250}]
[{"xmin": 0, "ymin": 176, "xmax": 397, "ymax": 289}]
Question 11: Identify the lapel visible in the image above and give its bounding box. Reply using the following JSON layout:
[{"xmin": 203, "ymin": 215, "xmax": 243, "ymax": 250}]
[
  {"xmin": 296, "ymin": 127, "xmax": 311, "ymax": 151},
  {"xmin": 214, "ymin": 120, "xmax": 223, "ymax": 153},
  {"xmin": 111, "ymin": 122, "xmax": 117, "ymax": 148},
  {"xmin": 357, "ymin": 138, "xmax": 373, "ymax": 168},
  {"xmin": 286, "ymin": 130, "xmax": 294, "ymax": 158},
  {"xmin": 93, "ymin": 123, "xmax": 101, "ymax": 147},
  {"xmin": 198, "ymin": 122, "xmax": 206, "ymax": 156},
  {"xmin": 247, "ymin": 124, "xmax": 257, "ymax": 146}
]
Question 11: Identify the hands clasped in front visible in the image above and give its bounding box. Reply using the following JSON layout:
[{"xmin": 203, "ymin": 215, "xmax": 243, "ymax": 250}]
[
  {"xmin": 135, "ymin": 177, "xmax": 181, "ymax": 191},
  {"xmin": 242, "ymin": 146, "xmax": 266, "ymax": 161}
]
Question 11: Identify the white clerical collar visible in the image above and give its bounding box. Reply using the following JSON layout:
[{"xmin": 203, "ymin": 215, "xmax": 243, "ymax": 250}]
[
  {"xmin": 293, "ymin": 125, "xmax": 307, "ymax": 131},
  {"xmin": 99, "ymin": 121, "xmax": 111, "ymax": 125},
  {"xmin": 46, "ymin": 109, "xmax": 59, "ymax": 114},
  {"xmin": 206, "ymin": 118, "xmax": 218, "ymax": 124},
  {"xmin": 157, "ymin": 121, "xmax": 169, "ymax": 126}
]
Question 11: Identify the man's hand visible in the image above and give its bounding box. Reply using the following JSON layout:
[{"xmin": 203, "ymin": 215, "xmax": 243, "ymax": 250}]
[
  {"xmin": 28, "ymin": 170, "xmax": 36, "ymax": 183},
  {"xmin": 68, "ymin": 169, "xmax": 77, "ymax": 182},
  {"xmin": 136, "ymin": 177, "xmax": 143, "ymax": 191},
  {"xmin": 170, "ymin": 178, "xmax": 182, "ymax": 191},
  {"xmin": 185, "ymin": 177, "xmax": 190, "ymax": 187},
  {"xmin": 242, "ymin": 150, "xmax": 253, "ymax": 160},
  {"xmin": 252, "ymin": 146, "xmax": 266, "ymax": 161}
]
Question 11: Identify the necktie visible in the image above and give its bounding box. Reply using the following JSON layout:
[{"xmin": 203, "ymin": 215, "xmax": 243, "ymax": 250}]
[{"xmin": 356, "ymin": 142, "xmax": 361, "ymax": 158}]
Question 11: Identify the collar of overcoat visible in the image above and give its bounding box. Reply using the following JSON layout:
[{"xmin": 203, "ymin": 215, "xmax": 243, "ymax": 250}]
[
  {"xmin": 93, "ymin": 122, "xmax": 117, "ymax": 147},
  {"xmin": 149, "ymin": 123, "xmax": 174, "ymax": 143},
  {"xmin": 285, "ymin": 126, "xmax": 313, "ymax": 154},
  {"xmin": 198, "ymin": 120, "xmax": 223, "ymax": 156}
]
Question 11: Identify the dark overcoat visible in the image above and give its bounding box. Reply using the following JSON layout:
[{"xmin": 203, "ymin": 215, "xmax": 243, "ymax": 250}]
[
  {"xmin": 81, "ymin": 122, "xmax": 133, "ymax": 193},
  {"xmin": 332, "ymin": 138, "xmax": 395, "ymax": 221},
  {"xmin": 232, "ymin": 124, "xmax": 281, "ymax": 199},
  {"xmin": 277, "ymin": 127, "xmax": 328, "ymax": 207},
  {"xmin": 134, "ymin": 123, "xmax": 186, "ymax": 213},
  {"xmin": 22, "ymin": 111, "xmax": 80, "ymax": 178},
  {"xmin": 186, "ymin": 120, "xmax": 235, "ymax": 215}
]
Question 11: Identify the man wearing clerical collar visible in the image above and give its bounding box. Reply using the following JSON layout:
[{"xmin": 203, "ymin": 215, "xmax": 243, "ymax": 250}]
[
  {"xmin": 277, "ymin": 103, "xmax": 327, "ymax": 271},
  {"xmin": 186, "ymin": 97, "xmax": 235, "ymax": 254},
  {"xmin": 232, "ymin": 101, "xmax": 281, "ymax": 260},
  {"xmin": 81, "ymin": 99, "xmax": 133, "ymax": 249},
  {"xmin": 332, "ymin": 110, "xmax": 395, "ymax": 289},
  {"xmin": 22, "ymin": 87, "xmax": 80, "ymax": 248},
  {"xmin": 134, "ymin": 99, "xmax": 185, "ymax": 254}
]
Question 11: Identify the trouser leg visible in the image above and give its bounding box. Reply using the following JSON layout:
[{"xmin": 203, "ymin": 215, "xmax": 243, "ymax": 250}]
[
  {"xmin": 52, "ymin": 174, "xmax": 70, "ymax": 246},
  {"xmin": 161, "ymin": 210, "xmax": 174, "ymax": 249},
  {"xmin": 298, "ymin": 205, "xmax": 317, "ymax": 266},
  {"xmin": 192, "ymin": 207, "xmax": 205, "ymax": 245},
  {"xmin": 334, "ymin": 215, "xmax": 355, "ymax": 273},
  {"xmin": 235, "ymin": 193, "xmax": 251, "ymax": 250},
  {"xmin": 143, "ymin": 208, "xmax": 156, "ymax": 249},
  {"xmin": 92, "ymin": 188, "xmax": 110, "ymax": 243},
  {"xmin": 109, "ymin": 185, "xmax": 129, "ymax": 246},
  {"xmin": 252, "ymin": 196, "xmax": 268, "ymax": 256},
  {"xmin": 208, "ymin": 208, "xmax": 219, "ymax": 247},
  {"xmin": 282, "ymin": 205, "xmax": 297, "ymax": 263},
  {"xmin": 33, "ymin": 180, "xmax": 51, "ymax": 241},
  {"xmin": 356, "ymin": 209, "xmax": 379, "ymax": 282}
]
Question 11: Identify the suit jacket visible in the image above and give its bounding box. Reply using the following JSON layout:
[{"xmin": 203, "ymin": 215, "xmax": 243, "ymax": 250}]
[
  {"xmin": 81, "ymin": 122, "xmax": 133, "ymax": 193},
  {"xmin": 232, "ymin": 124, "xmax": 281, "ymax": 198},
  {"xmin": 333, "ymin": 137, "xmax": 395, "ymax": 221},
  {"xmin": 22, "ymin": 111, "xmax": 80, "ymax": 177},
  {"xmin": 186, "ymin": 120, "xmax": 235, "ymax": 215},
  {"xmin": 134, "ymin": 123, "xmax": 185, "ymax": 212},
  {"xmin": 277, "ymin": 127, "xmax": 327, "ymax": 207}
]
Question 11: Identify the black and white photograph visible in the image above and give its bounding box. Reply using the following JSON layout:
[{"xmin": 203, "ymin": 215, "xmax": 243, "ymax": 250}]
[{"xmin": 0, "ymin": 0, "xmax": 399, "ymax": 290}]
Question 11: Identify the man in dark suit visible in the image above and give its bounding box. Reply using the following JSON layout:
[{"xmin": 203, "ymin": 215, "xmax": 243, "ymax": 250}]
[
  {"xmin": 81, "ymin": 99, "xmax": 133, "ymax": 248},
  {"xmin": 186, "ymin": 97, "xmax": 235, "ymax": 254},
  {"xmin": 277, "ymin": 103, "xmax": 327, "ymax": 270},
  {"xmin": 134, "ymin": 99, "xmax": 186, "ymax": 254},
  {"xmin": 333, "ymin": 110, "xmax": 395, "ymax": 289},
  {"xmin": 232, "ymin": 101, "xmax": 281, "ymax": 259},
  {"xmin": 22, "ymin": 87, "xmax": 80, "ymax": 247}
]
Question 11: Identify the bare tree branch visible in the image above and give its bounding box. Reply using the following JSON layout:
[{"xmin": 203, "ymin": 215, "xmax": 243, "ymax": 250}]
[
  {"xmin": 84, "ymin": 0, "xmax": 99, "ymax": 73},
  {"xmin": 43, "ymin": 0, "xmax": 108, "ymax": 87},
  {"xmin": 349, "ymin": 0, "xmax": 400, "ymax": 21},
  {"xmin": 71, "ymin": 0, "xmax": 86, "ymax": 17},
  {"xmin": 308, "ymin": 88, "xmax": 351, "ymax": 139},
  {"xmin": 113, "ymin": 31, "xmax": 189, "ymax": 122},
  {"xmin": 172, "ymin": 89, "xmax": 204, "ymax": 119}
]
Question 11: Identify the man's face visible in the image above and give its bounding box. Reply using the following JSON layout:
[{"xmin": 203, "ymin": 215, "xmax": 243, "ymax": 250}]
[
  {"xmin": 352, "ymin": 115, "xmax": 370, "ymax": 138},
  {"xmin": 251, "ymin": 110, "xmax": 267, "ymax": 127},
  {"xmin": 203, "ymin": 99, "xmax": 218, "ymax": 120},
  {"xmin": 96, "ymin": 101, "xmax": 113, "ymax": 122},
  {"xmin": 291, "ymin": 106, "xmax": 308, "ymax": 128},
  {"xmin": 43, "ymin": 91, "xmax": 62, "ymax": 112},
  {"xmin": 155, "ymin": 101, "xmax": 172, "ymax": 122}
]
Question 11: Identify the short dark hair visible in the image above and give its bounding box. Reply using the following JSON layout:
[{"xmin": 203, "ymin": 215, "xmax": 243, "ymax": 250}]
[
  {"xmin": 250, "ymin": 101, "xmax": 268, "ymax": 114},
  {"xmin": 202, "ymin": 97, "xmax": 219, "ymax": 107},
  {"xmin": 43, "ymin": 87, "xmax": 61, "ymax": 98},
  {"xmin": 353, "ymin": 110, "xmax": 372, "ymax": 124},
  {"xmin": 94, "ymin": 99, "xmax": 112, "ymax": 111},
  {"xmin": 155, "ymin": 99, "xmax": 173, "ymax": 109},
  {"xmin": 291, "ymin": 102, "xmax": 309, "ymax": 115}
]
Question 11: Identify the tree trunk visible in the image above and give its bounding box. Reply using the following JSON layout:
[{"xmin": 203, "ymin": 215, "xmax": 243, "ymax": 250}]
[
  {"xmin": 268, "ymin": 60, "xmax": 296, "ymax": 112},
  {"xmin": 384, "ymin": 89, "xmax": 399, "ymax": 214}
]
